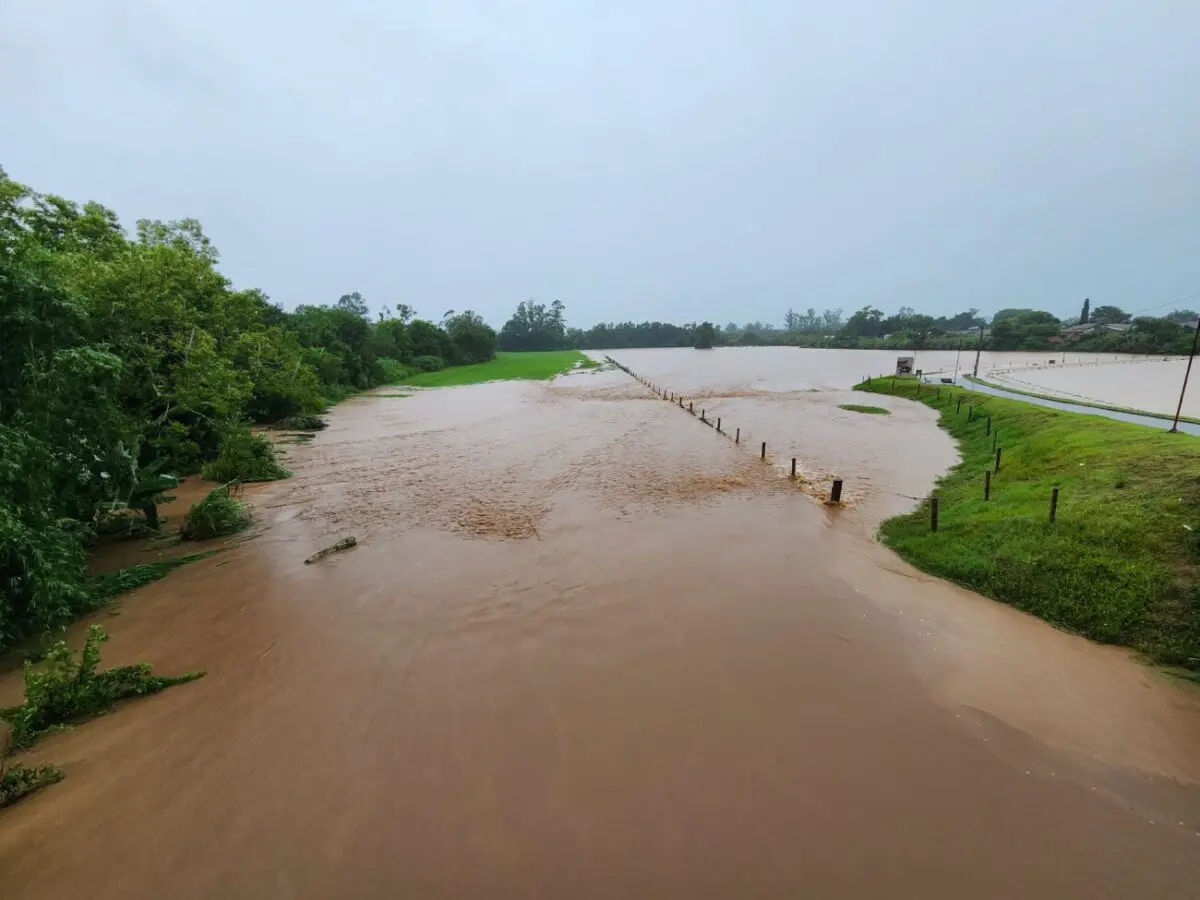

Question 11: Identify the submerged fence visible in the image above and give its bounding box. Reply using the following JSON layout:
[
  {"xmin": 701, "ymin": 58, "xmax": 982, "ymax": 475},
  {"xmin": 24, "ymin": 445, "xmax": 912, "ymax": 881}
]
[
  {"xmin": 606, "ymin": 357, "xmax": 1069, "ymax": 531},
  {"xmin": 606, "ymin": 357, "xmax": 846, "ymax": 506},
  {"xmin": 860, "ymin": 374, "xmax": 1066, "ymax": 532}
]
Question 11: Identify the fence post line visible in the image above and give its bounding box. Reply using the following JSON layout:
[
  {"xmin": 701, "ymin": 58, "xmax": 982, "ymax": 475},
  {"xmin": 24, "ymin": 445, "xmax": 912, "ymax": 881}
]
[
  {"xmin": 968, "ymin": 407, "xmax": 973, "ymax": 422},
  {"xmin": 701, "ymin": 409, "xmax": 706, "ymax": 422},
  {"xmin": 1049, "ymin": 487, "xmax": 1060, "ymax": 523},
  {"xmin": 957, "ymin": 398, "xmax": 963, "ymax": 413},
  {"xmin": 716, "ymin": 417, "xmax": 721, "ymax": 433},
  {"xmin": 689, "ymin": 402, "xmax": 694, "ymax": 414},
  {"xmin": 830, "ymin": 479, "xmax": 843, "ymax": 504},
  {"xmin": 735, "ymin": 428, "xmax": 740, "ymax": 444},
  {"xmin": 931, "ymin": 496, "xmax": 939, "ymax": 533},
  {"xmin": 791, "ymin": 458, "xmax": 797, "ymax": 478},
  {"xmin": 761, "ymin": 441, "xmax": 766, "ymax": 460},
  {"xmin": 994, "ymin": 447, "xmax": 1002, "ymax": 473},
  {"xmin": 984, "ymin": 470, "xmax": 991, "ymax": 500},
  {"xmin": 986, "ymin": 416, "xmax": 991, "ymax": 436}
]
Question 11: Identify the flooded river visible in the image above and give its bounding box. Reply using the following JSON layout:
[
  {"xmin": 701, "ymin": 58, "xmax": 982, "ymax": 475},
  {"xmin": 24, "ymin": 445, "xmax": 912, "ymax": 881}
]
[{"xmin": 2, "ymin": 349, "xmax": 1199, "ymax": 898}]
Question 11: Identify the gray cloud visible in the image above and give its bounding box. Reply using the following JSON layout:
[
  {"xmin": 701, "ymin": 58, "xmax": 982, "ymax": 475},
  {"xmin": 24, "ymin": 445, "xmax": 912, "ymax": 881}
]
[{"xmin": 3, "ymin": 0, "xmax": 1198, "ymax": 326}]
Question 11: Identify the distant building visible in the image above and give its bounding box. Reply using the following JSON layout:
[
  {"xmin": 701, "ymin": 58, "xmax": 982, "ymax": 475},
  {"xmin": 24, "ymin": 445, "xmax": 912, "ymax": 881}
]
[{"xmin": 1061, "ymin": 322, "xmax": 1131, "ymax": 341}]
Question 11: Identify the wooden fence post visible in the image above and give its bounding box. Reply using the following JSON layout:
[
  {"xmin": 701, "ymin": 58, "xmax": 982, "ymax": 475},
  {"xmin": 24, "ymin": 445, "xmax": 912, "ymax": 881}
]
[
  {"xmin": 735, "ymin": 428, "xmax": 740, "ymax": 444},
  {"xmin": 830, "ymin": 479, "xmax": 843, "ymax": 503},
  {"xmin": 790, "ymin": 458, "xmax": 797, "ymax": 478},
  {"xmin": 984, "ymin": 470, "xmax": 991, "ymax": 500},
  {"xmin": 994, "ymin": 447, "xmax": 1002, "ymax": 473},
  {"xmin": 761, "ymin": 441, "xmax": 766, "ymax": 460},
  {"xmin": 931, "ymin": 496, "xmax": 939, "ymax": 533},
  {"xmin": 1049, "ymin": 487, "xmax": 1059, "ymax": 523}
]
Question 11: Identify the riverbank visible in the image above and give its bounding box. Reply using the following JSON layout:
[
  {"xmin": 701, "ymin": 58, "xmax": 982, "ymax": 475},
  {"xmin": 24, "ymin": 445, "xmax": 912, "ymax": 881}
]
[
  {"xmin": 397, "ymin": 350, "xmax": 591, "ymax": 387},
  {"xmin": 856, "ymin": 376, "xmax": 1200, "ymax": 670}
]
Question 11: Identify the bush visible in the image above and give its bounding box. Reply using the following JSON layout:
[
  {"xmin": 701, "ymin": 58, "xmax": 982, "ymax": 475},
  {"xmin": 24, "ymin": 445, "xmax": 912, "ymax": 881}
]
[
  {"xmin": 0, "ymin": 625, "xmax": 204, "ymax": 748},
  {"xmin": 0, "ymin": 758, "xmax": 63, "ymax": 807},
  {"xmin": 410, "ymin": 355, "xmax": 444, "ymax": 372},
  {"xmin": 273, "ymin": 414, "xmax": 327, "ymax": 431},
  {"xmin": 181, "ymin": 485, "xmax": 251, "ymax": 540},
  {"xmin": 376, "ymin": 357, "xmax": 417, "ymax": 384},
  {"xmin": 201, "ymin": 425, "xmax": 290, "ymax": 483}
]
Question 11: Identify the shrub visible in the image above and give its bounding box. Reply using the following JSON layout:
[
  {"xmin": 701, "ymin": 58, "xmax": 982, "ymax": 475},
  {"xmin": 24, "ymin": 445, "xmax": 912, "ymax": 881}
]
[
  {"xmin": 410, "ymin": 355, "xmax": 444, "ymax": 372},
  {"xmin": 181, "ymin": 485, "xmax": 251, "ymax": 541},
  {"xmin": 273, "ymin": 414, "xmax": 327, "ymax": 431},
  {"xmin": 201, "ymin": 425, "xmax": 290, "ymax": 483},
  {"xmin": 0, "ymin": 758, "xmax": 63, "ymax": 807},
  {"xmin": 0, "ymin": 625, "xmax": 204, "ymax": 748}
]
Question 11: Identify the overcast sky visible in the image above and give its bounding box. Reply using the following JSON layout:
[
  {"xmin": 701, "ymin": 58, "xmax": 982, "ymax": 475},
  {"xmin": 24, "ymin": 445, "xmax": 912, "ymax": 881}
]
[{"xmin": 2, "ymin": 1, "xmax": 1198, "ymax": 327}]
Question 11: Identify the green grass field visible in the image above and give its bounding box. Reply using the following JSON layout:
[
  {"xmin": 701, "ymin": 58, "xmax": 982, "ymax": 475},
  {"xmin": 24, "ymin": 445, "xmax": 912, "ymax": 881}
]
[
  {"xmin": 396, "ymin": 351, "xmax": 592, "ymax": 388},
  {"xmin": 856, "ymin": 376, "xmax": 1200, "ymax": 670},
  {"xmin": 839, "ymin": 404, "xmax": 890, "ymax": 415}
]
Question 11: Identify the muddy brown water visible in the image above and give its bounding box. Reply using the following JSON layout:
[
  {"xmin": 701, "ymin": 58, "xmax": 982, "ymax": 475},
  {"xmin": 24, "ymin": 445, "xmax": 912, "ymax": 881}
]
[{"xmin": 3, "ymin": 349, "xmax": 1200, "ymax": 898}]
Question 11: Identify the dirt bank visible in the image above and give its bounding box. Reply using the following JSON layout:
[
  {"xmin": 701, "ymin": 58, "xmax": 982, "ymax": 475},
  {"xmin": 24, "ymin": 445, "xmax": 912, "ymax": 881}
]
[{"xmin": 2, "ymin": 360, "xmax": 1198, "ymax": 898}]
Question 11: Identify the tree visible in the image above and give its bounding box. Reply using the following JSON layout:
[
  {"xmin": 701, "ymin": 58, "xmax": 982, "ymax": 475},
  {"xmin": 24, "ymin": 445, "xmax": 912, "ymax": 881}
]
[
  {"xmin": 1090, "ymin": 305, "xmax": 1131, "ymax": 325},
  {"xmin": 443, "ymin": 310, "xmax": 497, "ymax": 365},
  {"xmin": 840, "ymin": 306, "xmax": 885, "ymax": 338},
  {"xmin": 1164, "ymin": 309, "xmax": 1198, "ymax": 326},
  {"xmin": 784, "ymin": 308, "xmax": 800, "ymax": 332},
  {"xmin": 989, "ymin": 311, "xmax": 1062, "ymax": 350},
  {"xmin": 497, "ymin": 299, "xmax": 569, "ymax": 351},
  {"xmin": 1080, "ymin": 298, "xmax": 1090, "ymax": 324},
  {"xmin": 694, "ymin": 322, "xmax": 716, "ymax": 349}
]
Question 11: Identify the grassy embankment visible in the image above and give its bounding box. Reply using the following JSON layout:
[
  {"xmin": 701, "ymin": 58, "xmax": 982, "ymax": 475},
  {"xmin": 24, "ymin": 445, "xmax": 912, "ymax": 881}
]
[
  {"xmin": 397, "ymin": 351, "xmax": 593, "ymax": 387},
  {"xmin": 839, "ymin": 404, "xmax": 890, "ymax": 415},
  {"xmin": 856, "ymin": 377, "xmax": 1200, "ymax": 671}
]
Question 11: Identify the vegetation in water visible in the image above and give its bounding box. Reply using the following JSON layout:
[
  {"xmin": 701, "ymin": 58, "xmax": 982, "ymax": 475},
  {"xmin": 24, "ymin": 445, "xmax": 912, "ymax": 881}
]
[
  {"xmin": 201, "ymin": 426, "xmax": 291, "ymax": 483},
  {"xmin": 857, "ymin": 377, "xmax": 1200, "ymax": 669},
  {"xmin": 397, "ymin": 351, "xmax": 589, "ymax": 387},
  {"xmin": 0, "ymin": 625, "xmax": 204, "ymax": 749},
  {"xmin": 0, "ymin": 757, "xmax": 63, "ymax": 808},
  {"xmin": 273, "ymin": 414, "xmax": 328, "ymax": 431},
  {"xmin": 839, "ymin": 404, "xmax": 891, "ymax": 415},
  {"xmin": 181, "ymin": 485, "xmax": 251, "ymax": 541},
  {"xmin": 89, "ymin": 552, "xmax": 220, "ymax": 602}
]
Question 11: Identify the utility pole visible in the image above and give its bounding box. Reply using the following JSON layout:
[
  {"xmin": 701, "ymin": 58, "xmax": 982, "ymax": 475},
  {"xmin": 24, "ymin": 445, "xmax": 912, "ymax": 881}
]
[
  {"xmin": 971, "ymin": 323, "xmax": 985, "ymax": 378},
  {"xmin": 1171, "ymin": 315, "xmax": 1200, "ymax": 433}
]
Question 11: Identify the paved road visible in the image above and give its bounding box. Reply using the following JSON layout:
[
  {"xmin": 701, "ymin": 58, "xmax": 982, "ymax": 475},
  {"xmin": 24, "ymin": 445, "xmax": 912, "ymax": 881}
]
[{"xmin": 926, "ymin": 375, "xmax": 1200, "ymax": 436}]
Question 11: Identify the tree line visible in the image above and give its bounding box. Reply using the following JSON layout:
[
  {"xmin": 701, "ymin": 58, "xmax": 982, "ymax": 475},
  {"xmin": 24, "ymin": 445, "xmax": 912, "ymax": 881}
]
[
  {"xmin": 497, "ymin": 300, "xmax": 1197, "ymax": 355},
  {"xmin": 0, "ymin": 168, "xmax": 496, "ymax": 643}
]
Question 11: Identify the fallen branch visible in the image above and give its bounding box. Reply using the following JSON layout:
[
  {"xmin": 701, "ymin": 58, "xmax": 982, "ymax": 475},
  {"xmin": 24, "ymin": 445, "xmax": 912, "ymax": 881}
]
[{"xmin": 304, "ymin": 536, "xmax": 357, "ymax": 564}]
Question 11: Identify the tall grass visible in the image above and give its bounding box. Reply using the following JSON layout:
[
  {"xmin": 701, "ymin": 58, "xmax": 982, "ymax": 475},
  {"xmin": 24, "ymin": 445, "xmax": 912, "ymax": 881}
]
[
  {"xmin": 202, "ymin": 426, "xmax": 290, "ymax": 483},
  {"xmin": 181, "ymin": 485, "xmax": 251, "ymax": 541}
]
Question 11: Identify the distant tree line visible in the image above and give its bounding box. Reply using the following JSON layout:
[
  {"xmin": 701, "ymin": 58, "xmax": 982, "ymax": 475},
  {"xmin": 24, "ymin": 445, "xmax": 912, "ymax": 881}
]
[{"xmin": 496, "ymin": 298, "xmax": 1197, "ymax": 356}]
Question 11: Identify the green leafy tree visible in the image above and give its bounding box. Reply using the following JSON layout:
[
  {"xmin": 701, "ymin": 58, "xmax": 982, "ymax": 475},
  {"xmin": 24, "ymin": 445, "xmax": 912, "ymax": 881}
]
[
  {"xmin": 1080, "ymin": 298, "xmax": 1091, "ymax": 324},
  {"xmin": 1091, "ymin": 305, "xmax": 1132, "ymax": 325},
  {"xmin": 694, "ymin": 322, "xmax": 716, "ymax": 349}
]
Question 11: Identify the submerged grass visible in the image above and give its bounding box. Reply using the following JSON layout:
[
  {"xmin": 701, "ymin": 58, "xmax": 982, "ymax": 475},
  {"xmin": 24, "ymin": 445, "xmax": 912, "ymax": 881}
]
[
  {"xmin": 396, "ymin": 351, "xmax": 590, "ymax": 387},
  {"xmin": 89, "ymin": 551, "xmax": 220, "ymax": 603},
  {"xmin": 839, "ymin": 404, "xmax": 891, "ymax": 415},
  {"xmin": 181, "ymin": 485, "xmax": 251, "ymax": 541},
  {"xmin": 857, "ymin": 377, "xmax": 1200, "ymax": 668}
]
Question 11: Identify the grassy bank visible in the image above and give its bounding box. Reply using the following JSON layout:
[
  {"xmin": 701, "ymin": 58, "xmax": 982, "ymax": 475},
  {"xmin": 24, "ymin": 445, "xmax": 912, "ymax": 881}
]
[
  {"xmin": 397, "ymin": 351, "xmax": 592, "ymax": 387},
  {"xmin": 856, "ymin": 377, "xmax": 1200, "ymax": 669}
]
